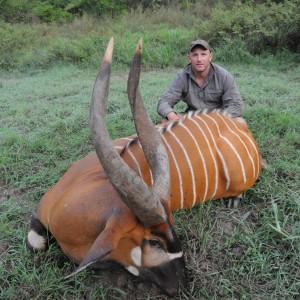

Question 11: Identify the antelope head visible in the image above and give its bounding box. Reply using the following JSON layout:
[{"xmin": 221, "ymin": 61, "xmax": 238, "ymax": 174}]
[{"xmin": 87, "ymin": 38, "xmax": 187, "ymax": 296}]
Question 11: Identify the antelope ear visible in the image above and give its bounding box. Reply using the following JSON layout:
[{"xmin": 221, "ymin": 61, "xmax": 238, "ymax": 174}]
[{"xmin": 64, "ymin": 229, "xmax": 118, "ymax": 279}]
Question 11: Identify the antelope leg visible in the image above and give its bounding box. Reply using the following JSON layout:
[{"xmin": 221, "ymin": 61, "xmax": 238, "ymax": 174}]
[{"xmin": 225, "ymin": 195, "xmax": 242, "ymax": 209}]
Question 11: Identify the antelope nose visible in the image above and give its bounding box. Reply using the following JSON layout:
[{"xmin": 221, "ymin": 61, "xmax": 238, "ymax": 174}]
[{"xmin": 164, "ymin": 287, "xmax": 178, "ymax": 297}]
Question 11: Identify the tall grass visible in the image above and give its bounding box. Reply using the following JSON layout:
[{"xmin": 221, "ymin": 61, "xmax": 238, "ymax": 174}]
[
  {"xmin": 1, "ymin": 49, "xmax": 299, "ymax": 298},
  {"xmin": 0, "ymin": 9, "xmax": 197, "ymax": 70}
]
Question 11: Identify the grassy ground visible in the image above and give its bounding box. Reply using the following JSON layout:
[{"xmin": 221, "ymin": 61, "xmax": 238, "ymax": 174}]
[{"xmin": 0, "ymin": 56, "xmax": 300, "ymax": 299}]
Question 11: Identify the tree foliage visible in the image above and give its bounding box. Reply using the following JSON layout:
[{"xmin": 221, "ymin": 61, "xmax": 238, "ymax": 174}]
[
  {"xmin": 0, "ymin": 0, "xmax": 185, "ymax": 22},
  {"xmin": 196, "ymin": 0, "xmax": 300, "ymax": 54},
  {"xmin": 0, "ymin": 0, "xmax": 126, "ymax": 22}
]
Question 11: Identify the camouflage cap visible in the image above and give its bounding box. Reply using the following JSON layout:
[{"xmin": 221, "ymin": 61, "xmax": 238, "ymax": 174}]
[{"xmin": 188, "ymin": 39, "xmax": 211, "ymax": 52}]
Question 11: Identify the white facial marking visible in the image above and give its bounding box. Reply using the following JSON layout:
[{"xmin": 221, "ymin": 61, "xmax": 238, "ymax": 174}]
[
  {"xmin": 144, "ymin": 248, "xmax": 183, "ymax": 267},
  {"xmin": 126, "ymin": 266, "xmax": 139, "ymax": 276},
  {"xmin": 27, "ymin": 230, "xmax": 46, "ymax": 250},
  {"xmin": 168, "ymin": 251, "xmax": 183, "ymax": 260},
  {"xmin": 131, "ymin": 247, "xmax": 142, "ymax": 266}
]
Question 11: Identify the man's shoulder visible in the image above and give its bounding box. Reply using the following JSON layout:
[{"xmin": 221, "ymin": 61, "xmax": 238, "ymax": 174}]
[{"xmin": 181, "ymin": 64, "xmax": 192, "ymax": 76}]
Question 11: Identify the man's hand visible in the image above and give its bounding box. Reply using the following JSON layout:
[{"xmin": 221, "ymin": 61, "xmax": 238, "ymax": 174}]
[{"xmin": 167, "ymin": 112, "xmax": 180, "ymax": 121}]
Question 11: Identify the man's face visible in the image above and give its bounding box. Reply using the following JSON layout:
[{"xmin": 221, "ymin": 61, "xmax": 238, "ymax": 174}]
[{"xmin": 188, "ymin": 47, "xmax": 212, "ymax": 74}]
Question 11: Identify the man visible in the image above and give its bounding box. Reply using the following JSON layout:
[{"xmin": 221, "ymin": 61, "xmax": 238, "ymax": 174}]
[{"xmin": 157, "ymin": 39, "xmax": 245, "ymax": 126}]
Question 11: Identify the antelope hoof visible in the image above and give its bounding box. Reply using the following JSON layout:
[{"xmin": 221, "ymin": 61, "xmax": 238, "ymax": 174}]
[
  {"xmin": 26, "ymin": 214, "xmax": 49, "ymax": 252},
  {"xmin": 225, "ymin": 196, "xmax": 241, "ymax": 209}
]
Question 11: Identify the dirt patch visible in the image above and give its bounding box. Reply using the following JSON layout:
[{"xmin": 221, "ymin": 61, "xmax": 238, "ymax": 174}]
[
  {"xmin": 0, "ymin": 241, "xmax": 9, "ymax": 265},
  {"xmin": 0, "ymin": 182, "xmax": 8, "ymax": 203},
  {"xmin": 0, "ymin": 181, "xmax": 26, "ymax": 203},
  {"xmin": 81, "ymin": 262, "xmax": 162, "ymax": 299}
]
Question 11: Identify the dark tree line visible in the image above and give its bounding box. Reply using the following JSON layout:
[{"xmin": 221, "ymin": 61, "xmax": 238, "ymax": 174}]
[
  {"xmin": 0, "ymin": 0, "xmax": 291, "ymax": 23},
  {"xmin": 1, "ymin": 0, "xmax": 181, "ymax": 22}
]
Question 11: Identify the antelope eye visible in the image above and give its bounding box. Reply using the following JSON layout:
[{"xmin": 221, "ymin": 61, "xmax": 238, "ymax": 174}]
[{"xmin": 148, "ymin": 239, "xmax": 161, "ymax": 248}]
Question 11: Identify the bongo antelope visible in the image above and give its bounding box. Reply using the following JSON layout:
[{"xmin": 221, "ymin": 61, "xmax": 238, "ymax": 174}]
[{"xmin": 26, "ymin": 38, "xmax": 262, "ymax": 296}]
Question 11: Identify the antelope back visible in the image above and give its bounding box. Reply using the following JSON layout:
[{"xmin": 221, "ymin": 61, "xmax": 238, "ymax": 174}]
[{"xmin": 121, "ymin": 110, "xmax": 262, "ymax": 210}]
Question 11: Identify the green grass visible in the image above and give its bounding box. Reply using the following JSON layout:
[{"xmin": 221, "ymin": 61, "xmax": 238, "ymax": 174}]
[{"xmin": 1, "ymin": 55, "xmax": 300, "ymax": 299}]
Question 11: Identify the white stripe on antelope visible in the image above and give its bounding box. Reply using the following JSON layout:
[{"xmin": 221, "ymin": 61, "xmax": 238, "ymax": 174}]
[
  {"xmin": 26, "ymin": 38, "xmax": 262, "ymax": 297},
  {"xmin": 121, "ymin": 110, "xmax": 261, "ymax": 210}
]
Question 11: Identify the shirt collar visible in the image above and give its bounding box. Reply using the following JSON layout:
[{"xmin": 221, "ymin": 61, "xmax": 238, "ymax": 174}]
[{"xmin": 184, "ymin": 62, "xmax": 216, "ymax": 82}]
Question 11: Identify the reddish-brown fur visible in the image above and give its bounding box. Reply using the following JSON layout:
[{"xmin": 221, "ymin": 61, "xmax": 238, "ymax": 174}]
[
  {"xmin": 27, "ymin": 38, "xmax": 261, "ymax": 296},
  {"xmin": 36, "ymin": 111, "xmax": 261, "ymax": 263}
]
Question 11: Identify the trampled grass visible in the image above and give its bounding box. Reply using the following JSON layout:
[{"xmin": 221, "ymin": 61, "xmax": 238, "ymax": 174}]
[{"xmin": 1, "ymin": 57, "xmax": 299, "ymax": 299}]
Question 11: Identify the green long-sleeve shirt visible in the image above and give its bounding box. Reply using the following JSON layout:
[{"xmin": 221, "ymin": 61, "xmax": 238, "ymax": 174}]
[{"xmin": 157, "ymin": 63, "xmax": 244, "ymax": 118}]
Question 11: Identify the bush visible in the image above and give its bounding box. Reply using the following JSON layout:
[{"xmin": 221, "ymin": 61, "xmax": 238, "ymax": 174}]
[
  {"xmin": 32, "ymin": 2, "xmax": 74, "ymax": 22},
  {"xmin": 0, "ymin": 0, "xmax": 34, "ymax": 23},
  {"xmin": 0, "ymin": 0, "xmax": 130, "ymax": 22},
  {"xmin": 196, "ymin": 0, "xmax": 300, "ymax": 54}
]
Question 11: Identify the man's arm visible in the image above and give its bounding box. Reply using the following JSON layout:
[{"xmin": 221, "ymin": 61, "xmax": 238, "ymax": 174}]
[
  {"xmin": 157, "ymin": 73, "xmax": 185, "ymax": 120},
  {"xmin": 221, "ymin": 73, "xmax": 244, "ymax": 118}
]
